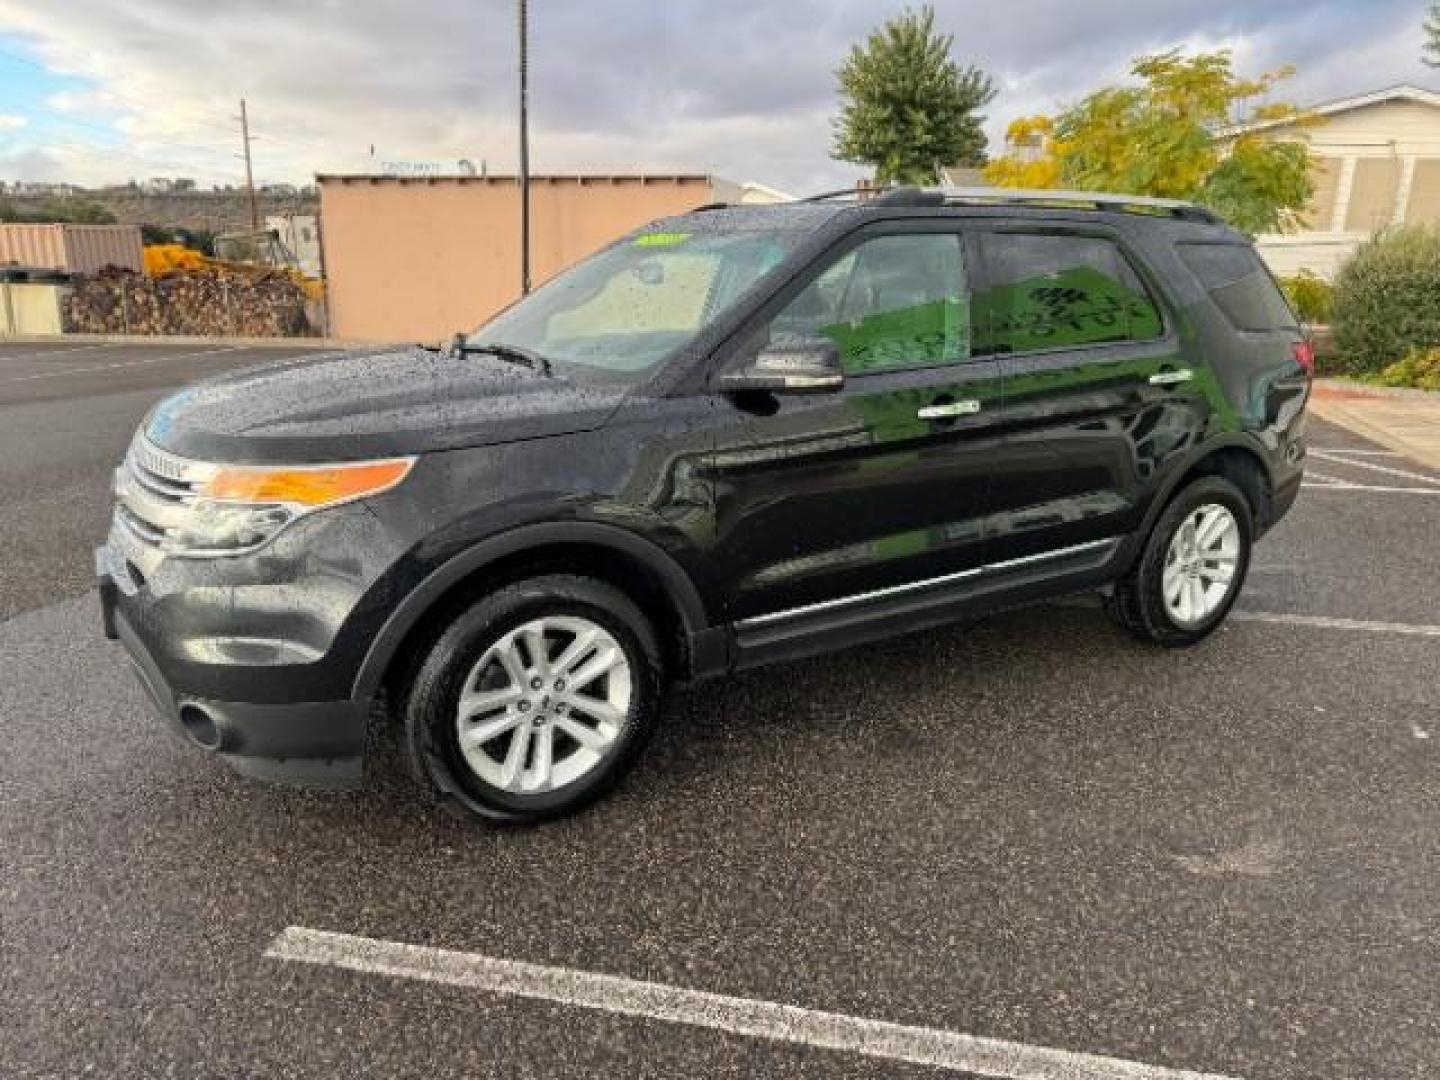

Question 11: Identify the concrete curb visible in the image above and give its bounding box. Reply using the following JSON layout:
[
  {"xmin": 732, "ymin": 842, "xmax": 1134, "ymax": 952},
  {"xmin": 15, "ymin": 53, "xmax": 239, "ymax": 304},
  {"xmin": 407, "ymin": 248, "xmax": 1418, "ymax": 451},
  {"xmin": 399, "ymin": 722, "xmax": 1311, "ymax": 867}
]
[
  {"xmin": 1309, "ymin": 393, "xmax": 1440, "ymax": 471},
  {"xmin": 1314, "ymin": 377, "xmax": 1439, "ymax": 402},
  {"xmin": 0, "ymin": 333, "xmax": 379, "ymax": 350}
]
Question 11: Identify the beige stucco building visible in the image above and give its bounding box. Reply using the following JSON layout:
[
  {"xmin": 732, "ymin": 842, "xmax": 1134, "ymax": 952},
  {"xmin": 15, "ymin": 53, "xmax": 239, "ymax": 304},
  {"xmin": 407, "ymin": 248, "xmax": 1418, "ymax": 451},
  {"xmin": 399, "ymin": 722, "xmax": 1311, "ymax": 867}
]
[
  {"xmin": 1229, "ymin": 85, "xmax": 1440, "ymax": 279},
  {"xmin": 318, "ymin": 174, "xmax": 776, "ymax": 342}
]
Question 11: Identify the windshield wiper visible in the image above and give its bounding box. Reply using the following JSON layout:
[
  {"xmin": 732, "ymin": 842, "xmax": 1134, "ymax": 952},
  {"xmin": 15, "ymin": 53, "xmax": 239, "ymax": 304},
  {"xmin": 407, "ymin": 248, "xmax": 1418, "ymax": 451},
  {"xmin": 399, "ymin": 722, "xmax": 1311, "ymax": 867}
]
[{"xmin": 448, "ymin": 335, "xmax": 553, "ymax": 377}]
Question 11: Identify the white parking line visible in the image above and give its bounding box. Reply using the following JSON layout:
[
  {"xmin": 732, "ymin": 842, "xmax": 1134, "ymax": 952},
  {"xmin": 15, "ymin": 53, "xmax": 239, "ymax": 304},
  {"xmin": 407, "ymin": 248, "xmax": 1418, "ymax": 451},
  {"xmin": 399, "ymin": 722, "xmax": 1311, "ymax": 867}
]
[
  {"xmin": 1308, "ymin": 452, "xmax": 1440, "ymax": 487},
  {"xmin": 1308, "ymin": 448, "xmax": 1400, "ymax": 457},
  {"xmin": 1302, "ymin": 475, "xmax": 1440, "ymax": 496},
  {"xmin": 0, "ymin": 345, "xmax": 243, "ymax": 384},
  {"xmin": 1057, "ymin": 598, "xmax": 1440, "ymax": 638},
  {"xmin": 0, "ymin": 341, "xmax": 116, "ymax": 362},
  {"xmin": 1232, "ymin": 611, "xmax": 1440, "ymax": 638},
  {"xmin": 266, "ymin": 926, "xmax": 1242, "ymax": 1080}
]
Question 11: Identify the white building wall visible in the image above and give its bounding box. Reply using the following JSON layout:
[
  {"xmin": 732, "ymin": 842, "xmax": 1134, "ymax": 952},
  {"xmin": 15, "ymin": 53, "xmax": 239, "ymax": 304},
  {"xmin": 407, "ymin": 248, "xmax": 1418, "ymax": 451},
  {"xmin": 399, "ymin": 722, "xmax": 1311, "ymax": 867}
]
[{"xmin": 1243, "ymin": 93, "xmax": 1440, "ymax": 280}]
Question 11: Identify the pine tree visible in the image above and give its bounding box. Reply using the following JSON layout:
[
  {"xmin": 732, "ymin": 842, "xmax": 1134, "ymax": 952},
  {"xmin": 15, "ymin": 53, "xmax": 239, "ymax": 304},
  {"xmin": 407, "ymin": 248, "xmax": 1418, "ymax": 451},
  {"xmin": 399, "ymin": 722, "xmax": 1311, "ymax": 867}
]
[{"xmin": 832, "ymin": 6, "xmax": 996, "ymax": 185}]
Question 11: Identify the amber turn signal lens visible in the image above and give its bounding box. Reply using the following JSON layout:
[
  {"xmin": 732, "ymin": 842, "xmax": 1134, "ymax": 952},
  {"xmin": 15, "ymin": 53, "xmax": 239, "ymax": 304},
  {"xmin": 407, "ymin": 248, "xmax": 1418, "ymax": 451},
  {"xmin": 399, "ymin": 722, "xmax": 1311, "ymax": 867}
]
[{"xmin": 200, "ymin": 459, "xmax": 414, "ymax": 507}]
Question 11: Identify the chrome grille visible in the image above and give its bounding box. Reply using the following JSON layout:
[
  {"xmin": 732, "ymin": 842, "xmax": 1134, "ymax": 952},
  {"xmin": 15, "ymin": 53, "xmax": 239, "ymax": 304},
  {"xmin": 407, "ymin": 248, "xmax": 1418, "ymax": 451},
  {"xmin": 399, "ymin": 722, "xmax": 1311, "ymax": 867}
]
[{"xmin": 112, "ymin": 437, "xmax": 217, "ymax": 553}]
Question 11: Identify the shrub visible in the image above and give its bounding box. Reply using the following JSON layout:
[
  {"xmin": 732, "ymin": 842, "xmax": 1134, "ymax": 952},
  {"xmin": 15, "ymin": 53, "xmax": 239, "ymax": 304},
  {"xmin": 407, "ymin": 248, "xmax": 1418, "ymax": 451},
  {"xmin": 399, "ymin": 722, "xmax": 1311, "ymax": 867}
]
[
  {"xmin": 1376, "ymin": 346, "xmax": 1440, "ymax": 391},
  {"xmin": 1279, "ymin": 270, "xmax": 1333, "ymax": 325},
  {"xmin": 1331, "ymin": 226, "xmax": 1440, "ymax": 375}
]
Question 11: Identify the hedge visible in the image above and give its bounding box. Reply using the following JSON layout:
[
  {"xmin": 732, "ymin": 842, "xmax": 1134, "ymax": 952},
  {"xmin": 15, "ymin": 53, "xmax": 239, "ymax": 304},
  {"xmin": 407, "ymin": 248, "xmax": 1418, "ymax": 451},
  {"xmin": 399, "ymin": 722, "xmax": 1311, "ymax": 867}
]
[{"xmin": 1331, "ymin": 226, "xmax": 1440, "ymax": 375}]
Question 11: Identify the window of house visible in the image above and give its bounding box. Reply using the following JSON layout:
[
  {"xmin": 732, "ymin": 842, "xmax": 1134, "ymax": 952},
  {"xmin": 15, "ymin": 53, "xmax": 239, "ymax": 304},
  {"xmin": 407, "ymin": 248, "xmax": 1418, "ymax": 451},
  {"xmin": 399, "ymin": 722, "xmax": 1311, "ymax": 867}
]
[
  {"xmin": 765, "ymin": 233, "xmax": 968, "ymax": 374},
  {"xmin": 974, "ymin": 233, "xmax": 1164, "ymax": 355}
]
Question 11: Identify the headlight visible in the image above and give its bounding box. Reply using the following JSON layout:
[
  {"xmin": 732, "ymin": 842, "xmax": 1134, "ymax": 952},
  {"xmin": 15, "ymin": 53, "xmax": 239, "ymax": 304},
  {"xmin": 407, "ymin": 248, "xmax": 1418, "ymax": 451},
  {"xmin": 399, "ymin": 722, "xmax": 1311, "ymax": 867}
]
[{"xmin": 115, "ymin": 439, "xmax": 415, "ymax": 559}]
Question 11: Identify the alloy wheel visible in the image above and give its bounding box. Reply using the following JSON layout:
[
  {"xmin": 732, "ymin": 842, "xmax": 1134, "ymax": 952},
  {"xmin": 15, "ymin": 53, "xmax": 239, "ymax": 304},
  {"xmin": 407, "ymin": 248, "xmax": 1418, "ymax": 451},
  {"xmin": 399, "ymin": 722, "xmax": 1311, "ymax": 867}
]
[
  {"xmin": 1162, "ymin": 502, "xmax": 1240, "ymax": 627},
  {"xmin": 454, "ymin": 615, "xmax": 632, "ymax": 794}
]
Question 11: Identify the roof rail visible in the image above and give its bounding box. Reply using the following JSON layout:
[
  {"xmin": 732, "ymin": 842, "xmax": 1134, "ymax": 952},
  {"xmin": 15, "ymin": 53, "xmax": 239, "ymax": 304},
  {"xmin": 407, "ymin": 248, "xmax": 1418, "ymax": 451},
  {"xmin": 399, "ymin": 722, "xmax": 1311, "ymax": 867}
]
[{"xmin": 803, "ymin": 184, "xmax": 1222, "ymax": 224}]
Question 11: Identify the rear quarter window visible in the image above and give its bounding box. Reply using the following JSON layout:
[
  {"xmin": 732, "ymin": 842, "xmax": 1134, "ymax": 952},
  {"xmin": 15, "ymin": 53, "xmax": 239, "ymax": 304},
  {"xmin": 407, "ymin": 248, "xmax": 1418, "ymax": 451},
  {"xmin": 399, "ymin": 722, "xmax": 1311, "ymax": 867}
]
[{"xmin": 1178, "ymin": 243, "xmax": 1298, "ymax": 332}]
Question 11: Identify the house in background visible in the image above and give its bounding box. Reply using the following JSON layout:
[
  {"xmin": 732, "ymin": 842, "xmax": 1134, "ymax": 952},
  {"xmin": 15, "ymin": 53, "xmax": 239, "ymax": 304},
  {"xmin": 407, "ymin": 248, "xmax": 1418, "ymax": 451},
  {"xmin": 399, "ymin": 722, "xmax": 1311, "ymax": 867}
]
[
  {"xmin": 734, "ymin": 181, "xmax": 795, "ymax": 204},
  {"xmin": 1226, "ymin": 85, "xmax": 1440, "ymax": 279}
]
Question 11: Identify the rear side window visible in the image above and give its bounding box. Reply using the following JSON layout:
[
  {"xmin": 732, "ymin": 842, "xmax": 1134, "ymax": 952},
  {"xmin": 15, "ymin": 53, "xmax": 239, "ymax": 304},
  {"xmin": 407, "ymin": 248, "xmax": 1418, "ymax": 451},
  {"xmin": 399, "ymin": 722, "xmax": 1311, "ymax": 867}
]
[
  {"xmin": 1178, "ymin": 243, "xmax": 1298, "ymax": 332},
  {"xmin": 974, "ymin": 233, "xmax": 1164, "ymax": 356}
]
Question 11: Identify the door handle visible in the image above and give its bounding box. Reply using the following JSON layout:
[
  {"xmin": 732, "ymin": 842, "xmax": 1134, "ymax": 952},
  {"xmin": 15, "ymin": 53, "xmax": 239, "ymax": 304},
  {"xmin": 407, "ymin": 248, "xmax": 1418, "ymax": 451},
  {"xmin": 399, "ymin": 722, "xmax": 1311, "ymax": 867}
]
[
  {"xmin": 1149, "ymin": 369, "xmax": 1195, "ymax": 387},
  {"xmin": 918, "ymin": 400, "xmax": 982, "ymax": 421}
]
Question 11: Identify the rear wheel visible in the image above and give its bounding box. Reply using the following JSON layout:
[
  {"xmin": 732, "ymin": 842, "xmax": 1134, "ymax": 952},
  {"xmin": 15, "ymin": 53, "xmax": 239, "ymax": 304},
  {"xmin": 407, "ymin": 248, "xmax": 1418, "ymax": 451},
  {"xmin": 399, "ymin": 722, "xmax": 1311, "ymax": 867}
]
[
  {"xmin": 405, "ymin": 575, "xmax": 664, "ymax": 824},
  {"xmin": 1106, "ymin": 476, "xmax": 1253, "ymax": 647}
]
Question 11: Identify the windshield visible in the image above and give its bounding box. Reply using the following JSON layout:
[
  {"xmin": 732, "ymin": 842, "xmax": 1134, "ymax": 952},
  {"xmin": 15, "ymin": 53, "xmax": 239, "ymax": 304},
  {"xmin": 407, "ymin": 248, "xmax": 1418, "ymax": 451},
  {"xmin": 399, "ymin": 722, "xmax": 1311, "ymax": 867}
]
[{"xmin": 466, "ymin": 229, "xmax": 800, "ymax": 380}]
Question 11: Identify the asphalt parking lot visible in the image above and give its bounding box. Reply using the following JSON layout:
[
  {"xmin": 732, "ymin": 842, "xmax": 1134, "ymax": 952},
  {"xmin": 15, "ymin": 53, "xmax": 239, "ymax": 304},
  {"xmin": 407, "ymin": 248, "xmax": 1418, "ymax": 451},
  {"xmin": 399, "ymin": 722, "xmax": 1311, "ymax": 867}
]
[{"xmin": 2, "ymin": 340, "xmax": 1438, "ymax": 1079}]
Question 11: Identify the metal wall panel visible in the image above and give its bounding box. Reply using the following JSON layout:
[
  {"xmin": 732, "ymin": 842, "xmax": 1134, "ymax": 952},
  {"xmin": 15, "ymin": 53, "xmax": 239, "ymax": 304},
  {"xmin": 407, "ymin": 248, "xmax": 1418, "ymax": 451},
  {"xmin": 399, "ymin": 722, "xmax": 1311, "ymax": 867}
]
[{"xmin": 0, "ymin": 223, "xmax": 144, "ymax": 273}]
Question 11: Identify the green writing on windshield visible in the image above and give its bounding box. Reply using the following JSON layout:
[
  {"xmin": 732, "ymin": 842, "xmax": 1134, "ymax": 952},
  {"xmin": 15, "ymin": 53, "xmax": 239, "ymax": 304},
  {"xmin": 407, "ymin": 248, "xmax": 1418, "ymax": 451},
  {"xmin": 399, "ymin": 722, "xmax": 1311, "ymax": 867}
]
[{"xmin": 633, "ymin": 232, "xmax": 691, "ymax": 248}]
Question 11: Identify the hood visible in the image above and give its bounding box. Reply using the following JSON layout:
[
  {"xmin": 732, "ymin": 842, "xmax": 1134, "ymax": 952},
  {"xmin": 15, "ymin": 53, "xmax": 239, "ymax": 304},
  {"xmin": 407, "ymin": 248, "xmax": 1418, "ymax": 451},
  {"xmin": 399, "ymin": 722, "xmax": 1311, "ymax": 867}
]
[{"xmin": 144, "ymin": 346, "xmax": 630, "ymax": 464}]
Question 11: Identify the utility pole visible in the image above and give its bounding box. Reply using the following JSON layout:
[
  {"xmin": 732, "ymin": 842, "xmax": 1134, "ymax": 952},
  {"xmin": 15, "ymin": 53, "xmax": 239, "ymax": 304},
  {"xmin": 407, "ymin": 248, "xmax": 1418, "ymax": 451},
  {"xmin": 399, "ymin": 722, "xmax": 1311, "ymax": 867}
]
[
  {"xmin": 518, "ymin": 0, "xmax": 531, "ymax": 295},
  {"xmin": 237, "ymin": 98, "xmax": 260, "ymax": 232}
]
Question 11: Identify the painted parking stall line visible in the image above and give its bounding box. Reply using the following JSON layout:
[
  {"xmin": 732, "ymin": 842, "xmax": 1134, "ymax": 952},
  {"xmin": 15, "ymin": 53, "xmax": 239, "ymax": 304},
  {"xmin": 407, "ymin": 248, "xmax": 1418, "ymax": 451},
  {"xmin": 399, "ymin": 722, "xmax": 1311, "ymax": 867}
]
[
  {"xmin": 0, "ymin": 345, "xmax": 246, "ymax": 384},
  {"xmin": 0, "ymin": 341, "xmax": 117, "ymax": 363},
  {"xmin": 1308, "ymin": 451, "xmax": 1440, "ymax": 486},
  {"xmin": 266, "ymin": 927, "xmax": 1244, "ymax": 1080},
  {"xmin": 1303, "ymin": 471, "xmax": 1440, "ymax": 496},
  {"xmin": 1230, "ymin": 610, "xmax": 1440, "ymax": 638}
]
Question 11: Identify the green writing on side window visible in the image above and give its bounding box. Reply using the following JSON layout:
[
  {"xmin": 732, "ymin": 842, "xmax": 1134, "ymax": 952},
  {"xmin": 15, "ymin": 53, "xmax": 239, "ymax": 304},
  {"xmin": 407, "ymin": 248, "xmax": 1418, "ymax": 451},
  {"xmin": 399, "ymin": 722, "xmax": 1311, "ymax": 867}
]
[
  {"xmin": 821, "ymin": 298, "xmax": 967, "ymax": 374},
  {"xmin": 632, "ymin": 232, "xmax": 691, "ymax": 248},
  {"xmin": 973, "ymin": 266, "xmax": 1163, "ymax": 355}
]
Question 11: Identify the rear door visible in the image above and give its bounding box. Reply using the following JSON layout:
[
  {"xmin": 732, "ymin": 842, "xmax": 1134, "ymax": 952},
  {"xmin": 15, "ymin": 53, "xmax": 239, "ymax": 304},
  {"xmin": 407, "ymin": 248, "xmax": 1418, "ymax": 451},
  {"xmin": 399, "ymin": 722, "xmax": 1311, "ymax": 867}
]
[
  {"xmin": 707, "ymin": 221, "xmax": 1004, "ymax": 626},
  {"xmin": 972, "ymin": 226, "xmax": 1209, "ymax": 566}
]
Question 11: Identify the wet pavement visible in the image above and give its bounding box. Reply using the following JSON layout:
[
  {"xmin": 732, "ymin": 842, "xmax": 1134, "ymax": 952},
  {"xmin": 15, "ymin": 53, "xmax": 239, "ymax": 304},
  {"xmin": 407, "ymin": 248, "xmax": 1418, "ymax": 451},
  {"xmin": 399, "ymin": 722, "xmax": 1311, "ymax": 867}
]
[{"xmin": 2, "ymin": 342, "xmax": 1438, "ymax": 1078}]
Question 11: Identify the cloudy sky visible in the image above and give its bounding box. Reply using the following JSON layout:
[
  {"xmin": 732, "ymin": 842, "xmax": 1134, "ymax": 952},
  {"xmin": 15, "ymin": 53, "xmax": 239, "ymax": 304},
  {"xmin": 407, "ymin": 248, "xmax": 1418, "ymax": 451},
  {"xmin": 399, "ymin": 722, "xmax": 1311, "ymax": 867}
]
[{"xmin": 0, "ymin": 0, "xmax": 1434, "ymax": 193}]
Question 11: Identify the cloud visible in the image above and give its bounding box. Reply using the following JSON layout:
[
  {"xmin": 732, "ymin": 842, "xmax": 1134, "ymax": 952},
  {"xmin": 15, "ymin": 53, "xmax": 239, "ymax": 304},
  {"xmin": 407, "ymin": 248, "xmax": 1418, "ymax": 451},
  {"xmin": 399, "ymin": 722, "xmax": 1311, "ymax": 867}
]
[
  {"xmin": 0, "ymin": 113, "xmax": 28, "ymax": 131},
  {"xmin": 0, "ymin": 0, "xmax": 1434, "ymax": 191}
]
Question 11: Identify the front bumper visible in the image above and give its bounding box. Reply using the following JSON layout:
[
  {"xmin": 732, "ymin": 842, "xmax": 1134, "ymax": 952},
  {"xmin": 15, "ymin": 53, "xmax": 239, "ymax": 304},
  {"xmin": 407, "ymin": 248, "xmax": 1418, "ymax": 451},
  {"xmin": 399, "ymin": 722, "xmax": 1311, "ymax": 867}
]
[{"xmin": 98, "ymin": 544, "xmax": 368, "ymax": 788}]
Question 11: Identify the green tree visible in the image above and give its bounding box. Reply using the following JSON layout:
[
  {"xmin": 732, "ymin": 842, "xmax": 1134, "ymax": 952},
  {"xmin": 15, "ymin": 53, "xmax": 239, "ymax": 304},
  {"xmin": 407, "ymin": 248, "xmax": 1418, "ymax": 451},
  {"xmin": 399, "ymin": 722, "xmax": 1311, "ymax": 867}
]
[
  {"xmin": 832, "ymin": 5, "xmax": 997, "ymax": 185},
  {"xmin": 985, "ymin": 51, "xmax": 1315, "ymax": 235},
  {"xmin": 0, "ymin": 198, "xmax": 117, "ymax": 224},
  {"xmin": 1426, "ymin": 2, "xmax": 1440, "ymax": 67}
]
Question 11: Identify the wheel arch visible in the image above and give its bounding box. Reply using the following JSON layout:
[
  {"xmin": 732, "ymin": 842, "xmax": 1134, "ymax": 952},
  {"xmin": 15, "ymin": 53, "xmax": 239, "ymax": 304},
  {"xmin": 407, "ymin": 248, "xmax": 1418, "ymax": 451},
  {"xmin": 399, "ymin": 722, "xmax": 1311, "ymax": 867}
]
[
  {"xmin": 1123, "ymin": 437, "xmax": 1276, "ymax": 576},
  {"xmin": 353, "ymin": 522, "xmax": 716, "ymax": 707}
]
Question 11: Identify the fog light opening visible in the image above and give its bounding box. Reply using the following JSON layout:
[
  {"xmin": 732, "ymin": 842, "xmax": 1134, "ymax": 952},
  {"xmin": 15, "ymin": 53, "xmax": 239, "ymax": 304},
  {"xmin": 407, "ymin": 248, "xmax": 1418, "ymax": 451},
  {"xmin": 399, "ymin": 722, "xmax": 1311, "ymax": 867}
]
[{"xmin": 178, "ymin": 705, "xmax": 223, "ymax": 751}]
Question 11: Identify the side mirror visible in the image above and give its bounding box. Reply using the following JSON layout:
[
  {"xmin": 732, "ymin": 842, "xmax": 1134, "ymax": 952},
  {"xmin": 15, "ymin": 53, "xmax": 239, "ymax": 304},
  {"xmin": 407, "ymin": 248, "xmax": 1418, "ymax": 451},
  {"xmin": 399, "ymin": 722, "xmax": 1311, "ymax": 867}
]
[{"xmin": 717, "ymin": 340, "xmax": 844, "ymax": 395}]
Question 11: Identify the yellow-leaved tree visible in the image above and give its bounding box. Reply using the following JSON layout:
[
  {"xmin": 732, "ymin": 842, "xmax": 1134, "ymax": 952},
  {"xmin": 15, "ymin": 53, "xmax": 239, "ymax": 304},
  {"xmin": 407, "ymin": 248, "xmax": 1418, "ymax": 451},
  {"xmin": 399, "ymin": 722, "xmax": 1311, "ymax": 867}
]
[{"xmin": 985, "ymin": 50, "xmax": 1317, "ymax": 234}]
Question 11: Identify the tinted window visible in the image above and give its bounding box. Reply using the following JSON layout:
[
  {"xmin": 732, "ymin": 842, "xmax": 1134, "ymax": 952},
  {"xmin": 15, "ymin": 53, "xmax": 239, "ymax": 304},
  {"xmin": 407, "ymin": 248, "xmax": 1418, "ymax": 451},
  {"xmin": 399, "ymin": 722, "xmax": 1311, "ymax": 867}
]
[
  {"xmin": 766, "ymin": 234, "xmax": 968, "ymax": 374},
  {"xmin": 1178, "ymin": 243, "xmax": 1298, "ymax": 332},
  {"xmin": 975, "ymin": 233, "xmax": 1164, "ymax": 355}
]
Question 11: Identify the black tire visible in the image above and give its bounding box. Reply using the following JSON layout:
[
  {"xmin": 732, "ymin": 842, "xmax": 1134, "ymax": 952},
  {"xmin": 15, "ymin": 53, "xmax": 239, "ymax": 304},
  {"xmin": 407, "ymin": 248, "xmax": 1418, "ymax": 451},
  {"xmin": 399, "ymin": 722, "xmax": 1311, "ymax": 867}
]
[
  {"xmin": 1107, "ymin": 476, "xmax": 1253, "ymax": 648},
  {"xmin": 405, "ymin": 574, "xmax": 664, "ymax": 825}
]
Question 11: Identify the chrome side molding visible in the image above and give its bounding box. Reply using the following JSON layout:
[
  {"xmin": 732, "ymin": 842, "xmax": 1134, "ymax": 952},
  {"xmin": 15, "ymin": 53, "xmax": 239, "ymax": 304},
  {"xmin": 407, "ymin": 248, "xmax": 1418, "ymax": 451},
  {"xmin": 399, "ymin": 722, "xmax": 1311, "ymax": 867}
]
[{"xmin": 738, "ymin": 538, "xmax": 1120, "ymax": 629}]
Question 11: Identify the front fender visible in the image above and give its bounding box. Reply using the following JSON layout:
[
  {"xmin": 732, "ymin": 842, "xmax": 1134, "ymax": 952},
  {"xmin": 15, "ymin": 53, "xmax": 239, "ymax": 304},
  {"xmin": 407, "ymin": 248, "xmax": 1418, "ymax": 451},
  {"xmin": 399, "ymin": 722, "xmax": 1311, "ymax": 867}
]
[{"xmin": 350, "ymin": 520, "xmax": 713, "ymax": 703}]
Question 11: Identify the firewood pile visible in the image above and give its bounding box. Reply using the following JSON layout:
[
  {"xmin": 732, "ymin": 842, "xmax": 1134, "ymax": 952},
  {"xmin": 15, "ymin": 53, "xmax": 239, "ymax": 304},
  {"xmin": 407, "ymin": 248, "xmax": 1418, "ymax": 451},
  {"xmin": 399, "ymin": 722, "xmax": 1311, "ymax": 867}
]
[{"xmin": 62, "ymin": 266, "xmax": 316, "ymax": 338}]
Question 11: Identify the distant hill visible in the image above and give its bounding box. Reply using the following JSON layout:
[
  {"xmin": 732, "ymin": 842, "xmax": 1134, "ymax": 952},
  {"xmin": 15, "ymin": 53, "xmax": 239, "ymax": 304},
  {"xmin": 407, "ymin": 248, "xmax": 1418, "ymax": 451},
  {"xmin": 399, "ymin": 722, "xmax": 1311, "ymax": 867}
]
[{"xmin": 0, "ymin": 186, "xmax": 319, "ymax": 236}]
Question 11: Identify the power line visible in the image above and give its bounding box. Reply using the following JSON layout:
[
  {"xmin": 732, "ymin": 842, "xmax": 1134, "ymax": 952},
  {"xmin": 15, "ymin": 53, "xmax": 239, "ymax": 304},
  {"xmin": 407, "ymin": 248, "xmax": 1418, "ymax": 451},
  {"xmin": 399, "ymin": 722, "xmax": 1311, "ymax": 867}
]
[
  {"xmin": 0, "ymin": 44, "xmax": 236, "ymax": 130},
  {"xmin": 27, "ymin": 137, "xmax": 245, "ymax": 182},
  {"xmin": 0, "ymin": 94, "xmax": 235, "ymax": 157},
  {"xmin": 0, "ymin": 44, "xmax": 356, "ymax": 162}
]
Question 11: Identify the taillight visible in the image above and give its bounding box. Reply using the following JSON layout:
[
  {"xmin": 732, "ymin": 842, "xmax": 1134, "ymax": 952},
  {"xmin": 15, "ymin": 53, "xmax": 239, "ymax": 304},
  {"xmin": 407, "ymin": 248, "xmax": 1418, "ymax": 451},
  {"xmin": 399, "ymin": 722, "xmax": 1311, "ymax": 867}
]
[{"xmin": 1293, "ymin": 340, "xmax": 1316, "ymax": 375}]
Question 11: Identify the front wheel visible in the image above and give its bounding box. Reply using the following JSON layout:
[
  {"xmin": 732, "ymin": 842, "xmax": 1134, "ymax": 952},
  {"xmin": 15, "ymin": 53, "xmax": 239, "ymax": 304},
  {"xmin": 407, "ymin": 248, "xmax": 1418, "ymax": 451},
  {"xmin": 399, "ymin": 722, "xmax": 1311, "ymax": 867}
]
[
  {"xmin": 405, "ymin": 575, "xmax": 664, "ymax": 824},
  {"xmin": 1106, "ymin": 476, "xmax": 1253, "ymax": 647}
]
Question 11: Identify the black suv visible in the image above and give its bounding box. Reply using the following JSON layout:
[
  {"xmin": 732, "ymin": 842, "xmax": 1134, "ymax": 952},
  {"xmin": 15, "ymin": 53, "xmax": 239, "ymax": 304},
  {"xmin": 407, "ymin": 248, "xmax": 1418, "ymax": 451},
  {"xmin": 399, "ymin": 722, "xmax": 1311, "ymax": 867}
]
[{"xmin": 98, "ymin": 187, "xmax": 1311, "ymax": 823}]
